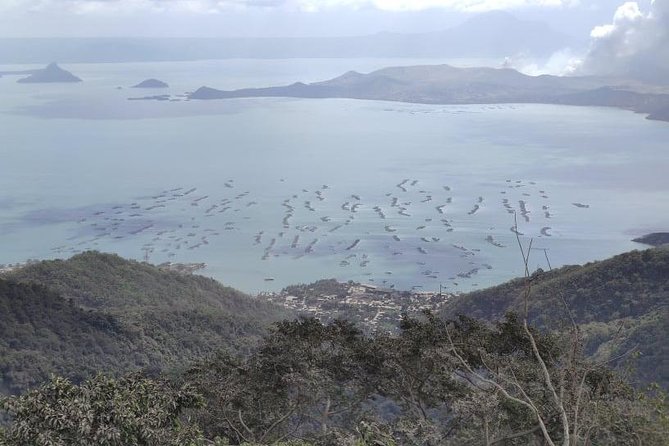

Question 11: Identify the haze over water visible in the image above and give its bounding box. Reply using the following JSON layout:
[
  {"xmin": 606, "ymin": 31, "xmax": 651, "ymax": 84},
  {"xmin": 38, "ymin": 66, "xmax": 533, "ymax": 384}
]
[{"xmin": 1, "ymin": 59, "xmax": 668, "ymax": 293}]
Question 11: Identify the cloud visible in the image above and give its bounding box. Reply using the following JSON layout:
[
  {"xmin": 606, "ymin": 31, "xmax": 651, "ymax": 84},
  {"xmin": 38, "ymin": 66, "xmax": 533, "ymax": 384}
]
[
  {"xmin": 1, "ymin": 0, "xmax": 578, "ymax": 14},
  {"xmin": 501, "ymin": 48, "xmax": 582, "ymax": 76},
  {"xmin": 1, "ymin": 0, "xmax": 290, "ymax": 15},
  {"xmin": 574, "ymin": 0, "xmax": 669, "ymax": 82},
  {"xmin": 300, "ymin": 0, "xmax": 578, "ymax": 13}
]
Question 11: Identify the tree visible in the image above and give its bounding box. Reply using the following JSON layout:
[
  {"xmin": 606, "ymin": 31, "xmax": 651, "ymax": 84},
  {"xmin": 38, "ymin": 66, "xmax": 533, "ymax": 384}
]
[
  {"xmin": 439, "ymin": 219, "xmax": 669, "ymax": 445},
  {"xmin": 0, "ymin": 374, "xmax": 203, "ymax": 446},
  {"xmin": 185, "ymin": 310, "xmax": 667, "ymax": 445},
  {"xmin": 186, "ymin": 318, "xmax": 374, "ymax": 444}
]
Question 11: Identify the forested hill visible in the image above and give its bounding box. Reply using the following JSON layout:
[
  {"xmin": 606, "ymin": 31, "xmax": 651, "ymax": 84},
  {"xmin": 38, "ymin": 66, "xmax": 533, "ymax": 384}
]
[
  {"xmin": 1, "ymin": 252, "xmax": 293, "ymax": 394},
  {"xmin": 0, "ymin": 278, "xmax": 136, "ymax": 394},
  {"xmin": 2, "ymin": 249, "xmax": 667, "ymax": 394},
  {"xmin": 441, "ymin": 247, "xmax": 669, "ymax": 387},
  {"xmin": 2, "ymin": 251, "xmax": 668, "ymax": 444}
]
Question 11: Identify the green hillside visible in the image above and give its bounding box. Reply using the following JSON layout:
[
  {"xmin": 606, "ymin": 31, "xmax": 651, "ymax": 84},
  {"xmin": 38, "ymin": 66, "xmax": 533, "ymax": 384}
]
[
  {"xmin": 2, "ymin": 250, "xmax": 667, "ymax": 444},
  {"xmin": 1, "ymin": 252, "xmax": 293, "ymax": 394},
  {"xmin": 441, "ymin": 247, "xmax": 669, "ymax": 387},
  {"xmin": 0, "ymin": 278, "xmax": 138, "ymax": 394}
]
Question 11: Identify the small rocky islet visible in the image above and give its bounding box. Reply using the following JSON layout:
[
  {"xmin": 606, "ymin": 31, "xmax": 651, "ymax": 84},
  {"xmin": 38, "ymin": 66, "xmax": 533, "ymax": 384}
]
[
  {"xmin": 132, "ymin": 78, "xmax": 169, "ymax": 88},
  {"xmin": 16, "ymin": 63, "xmax": 82, "ymax": 83},
  {"xmin": 632, "ymin": 233, "xmax": 669, "ymax": 247}
]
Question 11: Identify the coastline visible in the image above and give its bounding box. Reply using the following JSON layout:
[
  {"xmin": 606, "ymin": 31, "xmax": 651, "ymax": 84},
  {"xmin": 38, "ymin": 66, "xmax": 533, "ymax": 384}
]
[{"xmin": 184, "ymin": 65, "xmax": 669, "ymax": 123}]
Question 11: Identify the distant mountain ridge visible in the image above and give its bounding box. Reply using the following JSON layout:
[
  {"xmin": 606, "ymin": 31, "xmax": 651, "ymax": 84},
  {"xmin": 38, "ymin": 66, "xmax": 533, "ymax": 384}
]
[
  {"xmin": 0, "ymin": 12, "xmax": 574, "ymax": 64},
  {"xmin": 189, "ymin": 64, "xmax": 669, "ymax": 122}
]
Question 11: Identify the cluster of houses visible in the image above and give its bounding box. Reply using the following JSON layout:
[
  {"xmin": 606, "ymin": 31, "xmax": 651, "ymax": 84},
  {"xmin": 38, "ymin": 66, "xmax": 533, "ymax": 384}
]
[{"xmin": 259, "ymin": 282, "xmax": 454, "ymax": 331}]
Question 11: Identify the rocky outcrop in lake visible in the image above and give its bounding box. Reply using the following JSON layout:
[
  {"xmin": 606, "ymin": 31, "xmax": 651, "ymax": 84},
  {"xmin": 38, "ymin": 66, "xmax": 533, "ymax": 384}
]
[
  {"xmin": 648, "ymin": 105, "xmax": 669, "ymax": 122},
  {"xmin": 633, "ymin": 233, "xmax": 669, "ymax": 246},
  {"xmin": 17, "ymin": 63, "xmax": 82, "ymax": 83},
  {"xmin": 132, "ymin": 78, "xmax": 169, "ymax": 88}
]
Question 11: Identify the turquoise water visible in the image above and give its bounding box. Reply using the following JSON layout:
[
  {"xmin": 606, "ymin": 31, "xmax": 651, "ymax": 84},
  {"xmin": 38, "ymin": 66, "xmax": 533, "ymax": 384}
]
[{"xmin": 1, "ymin": 59, "xmax": 667, "ymax": 293}]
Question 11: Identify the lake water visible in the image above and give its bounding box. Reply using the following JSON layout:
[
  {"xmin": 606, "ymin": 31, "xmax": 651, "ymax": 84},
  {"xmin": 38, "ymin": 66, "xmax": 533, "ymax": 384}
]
[{"xmin": 1, "ymin": 59, "xmax": 667, "ymax": 293}]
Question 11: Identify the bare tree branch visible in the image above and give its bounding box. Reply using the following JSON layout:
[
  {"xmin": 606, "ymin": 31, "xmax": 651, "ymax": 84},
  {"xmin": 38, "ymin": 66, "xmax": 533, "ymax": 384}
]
[
  {"xmin": 445, "ymin": 325, "xmax": 557, "ymax": 446},
  {"xmin": 490, "ymin": 425, "xmax": 542, "ymax": 445},
  {"xmin": 258, "ymin": 404, "xmax": 298, "ymax": 444},
  {"xmin": 515, "ymin": 217, "xmax": 570, "ymax": 446}
]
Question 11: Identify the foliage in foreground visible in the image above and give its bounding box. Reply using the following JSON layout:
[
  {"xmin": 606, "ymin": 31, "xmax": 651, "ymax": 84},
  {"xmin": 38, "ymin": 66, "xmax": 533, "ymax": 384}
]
[
  {"xmin": 2, "ymin": 315, "xmax": 668, "ymax": 445},
  {"xmin": 0, "ymin": 374, "xmax": 203, "ymax": 446}
]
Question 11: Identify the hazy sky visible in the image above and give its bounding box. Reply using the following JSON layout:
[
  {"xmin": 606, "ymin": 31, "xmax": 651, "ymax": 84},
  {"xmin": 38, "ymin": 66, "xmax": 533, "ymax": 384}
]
[{"xmin": 0, "ymin": 0, "xmax": 646, "ymax": 38}]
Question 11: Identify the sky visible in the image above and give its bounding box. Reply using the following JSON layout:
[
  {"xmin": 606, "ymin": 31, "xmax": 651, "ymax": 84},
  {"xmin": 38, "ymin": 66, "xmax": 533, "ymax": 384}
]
[
  {"xmin": 0, "ymin": 0, "xmax": 664, "ymax": 81},
  {"xmin": 0, "ymin": 0, "xmax": 645, "ymax": 38}
]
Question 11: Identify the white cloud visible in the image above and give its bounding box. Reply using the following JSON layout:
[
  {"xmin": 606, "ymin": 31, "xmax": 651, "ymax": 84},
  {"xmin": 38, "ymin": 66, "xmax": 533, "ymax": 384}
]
[
  {"xmin": 590, "ymin": 24, "xmax": 614, "ymax": 38},
  {"xmin": 0, "ymin": 0, "xmax": 579, "ymax": 14},
  {"xmin": 574, "ymin": 0, "xmax": 669, "ymax": 82},
  {"xmin": 502, "ymin": 47, "xmax": 582, "ymax": 76},
  {"xmin": 298, "ymin": 0, "xmax": 578, "ymax": 12},
  {"xmin": 612, "ymin": 0, "xmax": 642, "ymax": 21},
  {"xmin": 0, "ymin": 0, "xmax": 290, "ymax": 15}
]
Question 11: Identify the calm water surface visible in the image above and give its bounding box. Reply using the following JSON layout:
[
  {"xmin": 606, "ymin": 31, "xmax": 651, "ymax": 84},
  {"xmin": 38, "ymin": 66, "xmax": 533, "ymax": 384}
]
[{"xmin": 1, "ymin": 59, "xmax": 667, "ymax": 293}]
